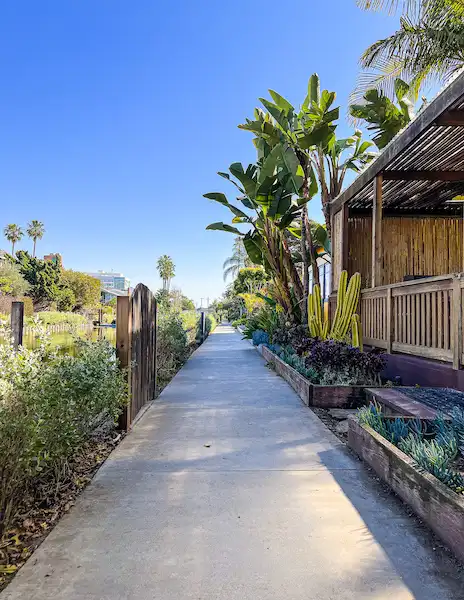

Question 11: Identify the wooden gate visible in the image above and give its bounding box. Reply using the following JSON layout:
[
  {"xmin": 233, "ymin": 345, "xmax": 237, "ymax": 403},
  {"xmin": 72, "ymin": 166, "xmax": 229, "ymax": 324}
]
[{"xmin": 116, "ymin": 284, "xmax": 157, "ymax": 429}]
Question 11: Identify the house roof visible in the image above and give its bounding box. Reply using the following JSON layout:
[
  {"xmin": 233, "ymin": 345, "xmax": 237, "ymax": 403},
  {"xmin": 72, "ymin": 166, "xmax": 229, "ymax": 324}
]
[{"xmin": 331, "ymin": 71, "xmax": 464, "ymax": 216}]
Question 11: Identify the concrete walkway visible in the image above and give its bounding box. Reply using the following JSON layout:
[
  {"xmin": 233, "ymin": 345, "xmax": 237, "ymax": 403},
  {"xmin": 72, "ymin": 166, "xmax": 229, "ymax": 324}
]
[{"xmin": 3, "ymin": 325, "xmax": 464, "ymax": 599}]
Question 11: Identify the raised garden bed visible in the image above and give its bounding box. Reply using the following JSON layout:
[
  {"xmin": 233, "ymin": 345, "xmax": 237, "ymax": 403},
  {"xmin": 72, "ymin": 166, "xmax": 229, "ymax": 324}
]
[
  {"xmin": 348, "ymin": 418, "xmax": 464, "ymax": 563},
  {"xmin": 261, "ymin": 345, "xmax": 372, "ymax": 408}
]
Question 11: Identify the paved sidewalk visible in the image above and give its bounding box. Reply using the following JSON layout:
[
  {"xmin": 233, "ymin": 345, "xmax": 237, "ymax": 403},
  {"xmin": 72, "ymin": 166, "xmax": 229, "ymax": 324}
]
[{"xmin": 3, "ymin": 325, "xmax": 464, "ymax": 599}]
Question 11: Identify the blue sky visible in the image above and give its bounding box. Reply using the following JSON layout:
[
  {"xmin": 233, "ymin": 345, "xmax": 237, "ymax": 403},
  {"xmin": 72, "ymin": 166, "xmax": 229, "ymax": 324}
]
[{"xmin": 0, "ymin": 1, "xmax": 400, "ymax": 305}]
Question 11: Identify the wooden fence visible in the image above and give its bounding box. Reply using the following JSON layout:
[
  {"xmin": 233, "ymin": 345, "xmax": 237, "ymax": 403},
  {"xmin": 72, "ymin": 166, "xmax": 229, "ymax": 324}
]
[
  {"xmin": 359, "ymin": 274, "xmax": 463, "ymax": 369},
  {"xmin": 116, "ymin": 284, "xmax": 157, "ymax": 429}
]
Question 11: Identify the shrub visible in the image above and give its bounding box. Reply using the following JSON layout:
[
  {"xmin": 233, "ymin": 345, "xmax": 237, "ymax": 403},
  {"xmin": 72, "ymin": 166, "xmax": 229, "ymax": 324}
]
[
  {"xmin": 276, "ymin": 345, "xmax": 318, "ymax": 381},
  {"xmin": 305, "ymin": 340, "xmax": 386, "ymax": 385},
  {"xmin": 0, "ymin": 333, "xmax": 127, "ymax": 534},
  {"xmin": 0, "ymin": 296, "xmax": 34, "ymax": 317},
  {"xmin": 273, "ymin": 324, "xmax": 314, "ymax": 355},
  {"xmin": 232, "ymin": 317, "xmax": 247, "ymax": 327},
  {"xmin": 252, "ymin": 329, "xmax": 269, "ymax": 346},
  {"xmin": 157, "ymin": 312, "xmax": 189, "ymax": 390},
  {"xmin": 28, "ymin": 311, "xmax": 88, "ymax": 326},
  {"xmin": 205, "ymin": 314, "xmax": 217, "ymax": 334},
  {"xmin": 0, "ymin": 261, "xmax": 30, "ymax": 296}
]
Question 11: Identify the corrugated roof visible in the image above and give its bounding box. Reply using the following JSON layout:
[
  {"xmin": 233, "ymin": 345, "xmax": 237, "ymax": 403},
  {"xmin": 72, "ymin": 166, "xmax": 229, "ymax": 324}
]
[{"xmin": 331, "ymin": 71, "xmax": 464, "ymax": 215}]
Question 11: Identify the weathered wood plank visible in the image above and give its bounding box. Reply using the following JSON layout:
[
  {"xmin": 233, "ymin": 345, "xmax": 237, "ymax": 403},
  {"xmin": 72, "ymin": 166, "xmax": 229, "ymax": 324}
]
[{"xmin": 371, "ymin": 174, "xmax": 383, "ymax": 288}]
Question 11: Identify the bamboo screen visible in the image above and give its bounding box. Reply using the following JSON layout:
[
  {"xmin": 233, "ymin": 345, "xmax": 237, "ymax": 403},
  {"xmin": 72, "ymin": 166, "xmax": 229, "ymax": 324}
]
[{"xmin": 346, "ymin": 216, "xmax": 463, "ymax": 287}]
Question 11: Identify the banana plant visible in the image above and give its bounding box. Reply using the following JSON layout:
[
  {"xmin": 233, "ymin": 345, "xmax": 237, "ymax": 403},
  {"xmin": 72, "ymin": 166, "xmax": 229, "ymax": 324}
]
[
  {"xmin": 204, "ymin": 149, "xmax": 314, "ymax": 319},
  {"xmin": 239, "ymin": 74, "xmax": 376, "ymax": 236}
]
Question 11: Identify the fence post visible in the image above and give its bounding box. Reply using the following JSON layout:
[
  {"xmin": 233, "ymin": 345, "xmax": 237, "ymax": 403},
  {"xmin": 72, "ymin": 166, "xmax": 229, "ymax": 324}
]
[
  {"xmin": 116, "ymin": 296, "xmax": 131, "ymax": 430},
  {"xmin": 11, "ymin": 301, "xmax": 24, "ymax": 349},
  {"xmin": 200, "ymin": 311, "xmax": 205, "ymax": 343},
  {"xmin": 452, "ymin": 277, "xmax": 462, "ymax": 370}
]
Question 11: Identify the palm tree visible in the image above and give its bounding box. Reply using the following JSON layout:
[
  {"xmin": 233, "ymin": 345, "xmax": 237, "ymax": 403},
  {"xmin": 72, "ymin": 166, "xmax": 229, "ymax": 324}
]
[
  {"xmin": 4, "ymin": 224, "xmax": 23, "ymax": 255},
  {"xmin": 156, "ymin": 255, "xmax": 175, "ymax": 291},
  {"xmin": 349, "ymin": 78, "xmax": 416, "ymax": 149},
  {"xmin": 355, "ymin": 0, "xmax": 464, "ymax": 100},
  {"xmin": 223, "ymin": 237, "xmax": 251, "ymax": 281},
  {"xmin": 27, "ymin": 220, "xmax": 45, "ymax": 257}
]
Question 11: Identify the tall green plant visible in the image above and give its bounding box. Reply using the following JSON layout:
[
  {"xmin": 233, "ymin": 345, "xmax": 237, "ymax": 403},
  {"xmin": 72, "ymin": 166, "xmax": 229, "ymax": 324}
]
[
  {"xmin": 350, "ymin": 79, "xmax": 415, "ymax": 148},
  {"xmin": 157, "ymin": 255, "xmax": 175, "ymax": 291},
  {"xmin": 223, "ymin": 236, "xmax": 251, "ymax": 281},
  {"xmin": 26, "ymin": 220, "xmax": 45, "ymax": 258},
  {"xmin": 355, "ymin": 0, "xmax": 464, "ymax": 99},
  {"xmin": 240, "ymin": 74, "xmax": 376, "ymax": 236},
  {"xmin": 4, "ymin": 224, "xmax": 23, "ymax": 255},
  {"xmin": 204, "ymin": 152, "xmax": 313, "ymax": 319}
]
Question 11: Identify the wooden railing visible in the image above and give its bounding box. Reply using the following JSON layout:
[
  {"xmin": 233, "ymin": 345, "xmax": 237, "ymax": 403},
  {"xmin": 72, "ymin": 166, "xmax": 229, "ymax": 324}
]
[{"xmin": 360, "ymin": 274, "xmax": 464, "ymax": 369}]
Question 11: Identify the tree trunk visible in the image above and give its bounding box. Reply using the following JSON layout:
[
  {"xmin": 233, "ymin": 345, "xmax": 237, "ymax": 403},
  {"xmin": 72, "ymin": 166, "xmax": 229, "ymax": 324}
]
[
  {"xmin": 33, "ymin": 239, "xmax": 36, "ymax": 258},
  {"xmin": 11, "ymin": 242, "xmax": 15, "ymax": 255},
  {"xmin": 317, "ymin": 148, "xmax": 332, "ymax": 238},
  {"xmin": 305, "ymin": 213, "xmax": 320, "ymax": 287},
  {"xmin": 300, "ymin": 205, "xmax": 309, "ymax": 324}
]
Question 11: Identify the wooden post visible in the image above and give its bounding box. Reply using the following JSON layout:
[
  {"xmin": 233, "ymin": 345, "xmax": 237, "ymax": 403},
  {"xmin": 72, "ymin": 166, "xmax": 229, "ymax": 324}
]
[
  {"xmin": 200, "ymin": 311, "xmax": 206, "ymax": 343},
  {"xmin": 371, "ymin": 174, "xmax": 383, "ymax": 288},
  {"xmin": 116, "ymin": 296, "xmax": 131, "ymax": 430},
  {"xmin": 452, "ymin": 278, "xmax": 462, "ymax": 370},
  {"xmin": 341, "ymin": 202, "xmax": 349, "ymax": 273},
  {"xmin": 462, "ymin": 203, "xmax": 464, "ymax": 273},
  {"xmin": 11, "ymin": 301, "xmax": 24, "ymax": 349},
  {"xmin": 386, "ymin": 287, "xmax": 393, "ymax": 354}
]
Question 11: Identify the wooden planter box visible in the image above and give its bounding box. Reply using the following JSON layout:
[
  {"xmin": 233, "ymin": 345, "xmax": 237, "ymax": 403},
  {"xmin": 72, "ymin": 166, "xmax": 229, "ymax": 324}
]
[
  {"xmin": 261, "ymin": 345, "xmax": 369, "ymax": 408},
  {"xmin": 348, "ymin": 418, "xmax": 464, "ymax": 562}
]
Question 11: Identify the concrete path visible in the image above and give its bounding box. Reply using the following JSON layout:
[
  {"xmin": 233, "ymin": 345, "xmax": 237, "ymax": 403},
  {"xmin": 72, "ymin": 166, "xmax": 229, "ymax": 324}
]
[{"xmin": 3, "ymin": 325, "xmax": 464, "ymax": 599}]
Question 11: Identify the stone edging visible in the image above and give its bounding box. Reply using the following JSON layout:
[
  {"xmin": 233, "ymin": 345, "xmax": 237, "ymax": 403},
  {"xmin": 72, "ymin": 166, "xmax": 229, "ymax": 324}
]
[{"xmin": 348, "ymin": 418, "xmax": 464, "ymax": 562}]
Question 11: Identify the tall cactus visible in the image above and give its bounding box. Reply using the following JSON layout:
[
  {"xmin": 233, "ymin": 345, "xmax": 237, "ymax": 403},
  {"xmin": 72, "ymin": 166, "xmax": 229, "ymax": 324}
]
[
  {"xmin": 351, "ymin": 313, "xmax": 363, "ymax": 351},
  {"xmin": 307, "ymin": 270, "xmax": 362, "ymax": 348},
  {"xmin": 330, "ymin": 271, "xmax": 361, "ymax": 341}
]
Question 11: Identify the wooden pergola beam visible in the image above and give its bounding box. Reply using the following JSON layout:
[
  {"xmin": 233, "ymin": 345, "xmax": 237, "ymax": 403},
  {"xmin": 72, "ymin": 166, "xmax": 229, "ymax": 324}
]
[
  {"xmin": 435, "ymin": 110, "xmax": 464, "ymax": 126},
  {"xmin": 329, "ymin": 72, "xmax": 464, "ymax": 215},
  {"xmin": 383, "ymin": 170, "xmax": 464, "ymax": 182}
]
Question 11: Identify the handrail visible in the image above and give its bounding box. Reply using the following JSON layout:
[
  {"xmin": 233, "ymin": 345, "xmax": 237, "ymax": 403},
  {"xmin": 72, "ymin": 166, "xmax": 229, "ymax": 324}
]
[{"xmin": 361, "ymin": 272, "xmax": 464, "ymax": 294}]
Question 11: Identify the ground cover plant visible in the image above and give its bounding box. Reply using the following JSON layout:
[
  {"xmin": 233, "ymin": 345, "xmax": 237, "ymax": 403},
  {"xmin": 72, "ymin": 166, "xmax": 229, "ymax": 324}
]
[{"xmin": 358, "ymin": 403, "xmax": 464, "ymax": 495}]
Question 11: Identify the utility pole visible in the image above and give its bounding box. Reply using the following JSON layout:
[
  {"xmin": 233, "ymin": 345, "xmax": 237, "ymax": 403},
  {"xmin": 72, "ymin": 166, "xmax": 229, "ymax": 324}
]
[{"xmin": 200, "ymin": 297, "xmax": 203, "ymax": 309}]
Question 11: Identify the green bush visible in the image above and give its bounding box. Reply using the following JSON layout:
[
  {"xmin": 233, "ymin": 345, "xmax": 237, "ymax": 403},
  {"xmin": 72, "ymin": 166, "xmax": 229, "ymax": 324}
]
[
  {"xmin": 157, "ymin": 312, "xmax": 190, "ymax": 390},
  {"xmin": 180, "ymin": 310, "xmax": 198, "ymax": 343},
  {"xmin": 205, "ymin": 314, "xmax": 217, "ymax": 334},
  {"xmin": 232, "ymin": 317, "xmax": 246, "ymax": 327},
  {"xmin": 0, "ymin": 334, "xmax": 127, "ymax": 534},
  {"xmin": 27, "ymin": 311, "xmax": 88, "ymax": 326}
]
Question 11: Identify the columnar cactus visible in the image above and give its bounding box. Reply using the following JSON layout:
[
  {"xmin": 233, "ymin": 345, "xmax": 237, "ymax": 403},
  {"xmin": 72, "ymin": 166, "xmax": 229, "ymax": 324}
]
[
  {"xmin": 307, "ymin": 270, "xmax": 362, "ymax": 348},
  {"xmin": 330, "ymin": 271, "xmax": 361, "ymax": 341}
]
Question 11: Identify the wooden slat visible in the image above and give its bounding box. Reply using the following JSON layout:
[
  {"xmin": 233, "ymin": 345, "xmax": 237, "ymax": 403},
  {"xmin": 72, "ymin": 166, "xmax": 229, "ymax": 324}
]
[
  {"xmin": 420, "ymin": 293, "xmax": 426, "ymax": 346},
  {"xmin": 116, "ymin": 296, "xmax": 131, "ymax": 430},
  {"xmin": 452, "ymin": 278, "xmax": 462, "ymax": 369},
  {"xmin": 431, "ymin": 292, "xmax": 437, "ymax": 348},
  {"xmin": 415, "ymin": 294, "xmax": 420, "ymax": 346},
  {"xmin": 392, "ymin": 342, "xmax": 453, "ymax": 362},
  {"xmin": 444, "ymin": 290, "xmax": 450, "ymax": 350},
  {"xmin": 426, "ymin": 293, "xmax": 431, "ymax": 346}
]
